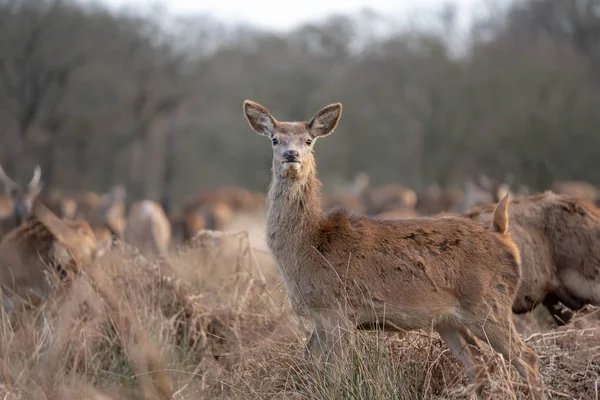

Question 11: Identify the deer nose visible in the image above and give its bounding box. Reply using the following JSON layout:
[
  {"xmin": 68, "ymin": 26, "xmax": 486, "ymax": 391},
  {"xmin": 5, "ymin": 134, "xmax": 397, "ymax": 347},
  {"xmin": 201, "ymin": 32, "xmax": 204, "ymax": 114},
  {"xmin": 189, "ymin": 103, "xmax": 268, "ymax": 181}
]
[{"xmin": 283, "ymin": 150, "xmax": 299, "ymax": 162}]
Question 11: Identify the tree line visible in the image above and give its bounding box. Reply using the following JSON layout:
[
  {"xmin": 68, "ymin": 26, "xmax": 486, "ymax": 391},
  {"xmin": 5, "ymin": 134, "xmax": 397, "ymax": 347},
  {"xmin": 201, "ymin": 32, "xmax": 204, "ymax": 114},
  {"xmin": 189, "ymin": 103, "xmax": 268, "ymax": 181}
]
[{"xmin": 0, "ymin": 0, "xmax": 598, "ymax": 211}]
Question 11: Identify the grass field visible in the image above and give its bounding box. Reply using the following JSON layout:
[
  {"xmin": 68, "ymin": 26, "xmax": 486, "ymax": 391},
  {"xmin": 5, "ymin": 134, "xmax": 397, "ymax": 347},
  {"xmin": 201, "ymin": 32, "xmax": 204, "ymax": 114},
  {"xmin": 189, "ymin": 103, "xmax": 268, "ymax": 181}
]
[{"xmin": 0, "ymin": 217, "xmax": 598, "ymax": 400}]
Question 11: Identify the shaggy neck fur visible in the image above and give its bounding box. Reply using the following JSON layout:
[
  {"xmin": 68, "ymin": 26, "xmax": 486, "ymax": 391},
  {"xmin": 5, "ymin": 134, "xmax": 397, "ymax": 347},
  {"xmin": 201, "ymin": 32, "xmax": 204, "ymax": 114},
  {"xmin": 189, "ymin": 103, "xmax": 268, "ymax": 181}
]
[{"xmin": 266, "ymin": 158, "xmax": 322, "ymax": 267}]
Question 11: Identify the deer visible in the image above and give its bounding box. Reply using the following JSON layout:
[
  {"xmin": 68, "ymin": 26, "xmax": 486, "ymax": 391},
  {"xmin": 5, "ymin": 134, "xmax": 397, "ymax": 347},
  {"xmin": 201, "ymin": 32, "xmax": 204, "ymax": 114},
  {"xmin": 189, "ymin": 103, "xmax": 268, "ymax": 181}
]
[
  {"xmin": 124, "ymin": 200, "xmax": 172, "ymax": 258},
  {"xmin": 415, "ymin": 184, "xmax": 465, "ymax": 216},
  {"xmin": 38, "ymin": 191, "xmax": 78, "ymax": 219},
  {"xmin": 362, "ymin": 183, "xmax": 417, "ymax": 215},
  {"xmin": 464, "ymin": 191, "xmax": 600, "ymax": 326},
  {"xmin": 180, "ymin": 186, "xmax": 265, "ymax": 234},
  {"xmin": 242, "ymin": 100, "xmax": 544, "ymax": 399},
  {"xmin": 75, "ymin": 185, "xmax": 127, "ymax": 243},
  {"xmin": 0, "ymin": 199, "xmax": 108, "ymax": 322},
  {"xmin": 549, "ymin": 180, "xmax": 598, "ymax": 205},
  {"xmin": 325, "ymin": 173, "xmax": 417, "ymax": 216},
  {"xmin": 377, "ymin": 207, "xmax": 420, "ymax": 220},
  {"xmin": 0, "ymin": 165, "xmax": 44, "ymax": 240}
]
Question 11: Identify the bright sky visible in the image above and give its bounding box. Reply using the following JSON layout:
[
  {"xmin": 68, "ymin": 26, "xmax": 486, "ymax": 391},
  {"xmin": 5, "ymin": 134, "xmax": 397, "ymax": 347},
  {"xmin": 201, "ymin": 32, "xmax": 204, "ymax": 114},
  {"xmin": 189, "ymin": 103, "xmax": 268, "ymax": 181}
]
[{"xmin": 102, "ymin": 0, "xmax": 486, "ymax": 31}]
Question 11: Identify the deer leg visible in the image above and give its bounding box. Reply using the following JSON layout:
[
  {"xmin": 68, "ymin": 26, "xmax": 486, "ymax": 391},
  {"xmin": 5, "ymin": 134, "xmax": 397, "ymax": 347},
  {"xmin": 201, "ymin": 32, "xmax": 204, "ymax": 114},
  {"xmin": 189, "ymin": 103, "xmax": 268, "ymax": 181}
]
[
  {"xmin": 304, "ymin": 312, "xmax": 350, "ymax": 365},
  {"xmin": 467, "ymin": 318, "xmax": 545, "ymax": 400},
  {"xmin": 436, "ymin": 323, "xmax": 487, "ymax": 396}
]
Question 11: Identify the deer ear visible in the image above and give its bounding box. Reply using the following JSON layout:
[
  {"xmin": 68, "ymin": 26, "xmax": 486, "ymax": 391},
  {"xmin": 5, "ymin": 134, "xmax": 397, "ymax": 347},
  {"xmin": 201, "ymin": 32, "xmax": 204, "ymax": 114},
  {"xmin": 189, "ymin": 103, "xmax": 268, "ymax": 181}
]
[
  {"xmin": 243, "ymin": 100, "xmax": 277, "ymax": 137},
  {"xmin": 308, "ymin": 103, "xmax": 342, "ymax": 138}
]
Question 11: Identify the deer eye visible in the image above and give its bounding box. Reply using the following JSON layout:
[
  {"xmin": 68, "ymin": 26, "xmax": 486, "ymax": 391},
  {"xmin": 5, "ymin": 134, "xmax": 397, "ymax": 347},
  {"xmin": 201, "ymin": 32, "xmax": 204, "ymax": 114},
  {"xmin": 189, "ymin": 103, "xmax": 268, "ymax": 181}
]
[
  {"xmin": 306, "ymin": 139, "xmax": 313, "ymax": 145},
  {"xmin": 271, "ymin": 138, "xmax": 278, "ymax": 145}
]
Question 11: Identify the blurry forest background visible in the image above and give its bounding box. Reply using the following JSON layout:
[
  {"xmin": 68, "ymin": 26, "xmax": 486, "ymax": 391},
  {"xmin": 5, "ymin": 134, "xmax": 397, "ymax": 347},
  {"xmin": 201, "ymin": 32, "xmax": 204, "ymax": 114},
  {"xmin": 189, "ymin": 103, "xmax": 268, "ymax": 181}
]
[{"xmin": 0, "ymin": 0, "xmax": 598, "ymax": 211}]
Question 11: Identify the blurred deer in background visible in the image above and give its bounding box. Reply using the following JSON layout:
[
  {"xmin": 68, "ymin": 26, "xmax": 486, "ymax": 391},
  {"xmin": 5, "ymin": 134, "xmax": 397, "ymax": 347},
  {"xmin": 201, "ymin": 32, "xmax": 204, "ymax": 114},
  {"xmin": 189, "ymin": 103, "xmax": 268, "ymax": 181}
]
[
  {"xmin": 0, "ymin": 165, "xmax": 43, "ymax": 240},
  {"xmin": 0, "ymin": 200, "xmax": 108, "ymax": 325},
  {"xmin": 124, "ymin": 200, "xmax": 172, "ymax": 258}
]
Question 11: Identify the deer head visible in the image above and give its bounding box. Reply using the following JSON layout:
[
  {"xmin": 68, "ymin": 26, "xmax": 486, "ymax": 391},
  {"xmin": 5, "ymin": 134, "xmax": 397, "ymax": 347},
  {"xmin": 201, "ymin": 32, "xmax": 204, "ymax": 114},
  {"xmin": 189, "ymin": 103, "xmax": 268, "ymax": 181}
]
[
  {"xmin": 243, "ymin": 100, "xmax": 342, "ymax": 181},
  {"xmin": 0, "ymin": 164, "xmax": 43, "ymax": 224},
  {"xmin": 33, "ymin": 200, "xmax": 110, "ymax": 273}
]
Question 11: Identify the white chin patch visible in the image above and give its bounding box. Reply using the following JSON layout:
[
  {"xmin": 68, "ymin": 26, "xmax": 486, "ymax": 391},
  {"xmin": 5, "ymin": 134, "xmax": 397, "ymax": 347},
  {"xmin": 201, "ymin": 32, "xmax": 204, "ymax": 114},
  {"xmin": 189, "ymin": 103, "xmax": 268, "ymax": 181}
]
[{"xmin": 283, "ymin": 162, "xmax": 301, "ymax": 171}]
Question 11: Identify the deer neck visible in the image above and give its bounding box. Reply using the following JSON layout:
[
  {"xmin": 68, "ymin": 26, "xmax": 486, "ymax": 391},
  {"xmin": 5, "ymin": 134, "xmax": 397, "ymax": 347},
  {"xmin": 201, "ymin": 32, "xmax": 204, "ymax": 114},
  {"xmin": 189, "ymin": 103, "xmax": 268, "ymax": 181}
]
[{"xmin": 266, "ymin": 160, "xmax": 323, "ymax": 262}]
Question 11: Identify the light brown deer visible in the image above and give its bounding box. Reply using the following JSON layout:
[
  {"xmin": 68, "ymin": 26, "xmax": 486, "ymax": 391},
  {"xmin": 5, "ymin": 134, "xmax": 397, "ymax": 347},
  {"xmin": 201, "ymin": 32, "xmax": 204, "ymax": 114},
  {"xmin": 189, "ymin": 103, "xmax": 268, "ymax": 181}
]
[
  {"xmin": 124, "ymin": 200, "xmax": 172, "ymax": 258},
  {"xmin": 464, "ymin": 191, "xmax": 600, "ymax": 326},
  {"xmin": 243, "ymin": 100, "xmax": 544, "ymax": 399},
  {"xmin": 0, "ymin": 200, "xmax": 108, "ymax": 317},
  {"xmin": 0, "ymin": 165, "xmax": 43, "ymax": 240}
]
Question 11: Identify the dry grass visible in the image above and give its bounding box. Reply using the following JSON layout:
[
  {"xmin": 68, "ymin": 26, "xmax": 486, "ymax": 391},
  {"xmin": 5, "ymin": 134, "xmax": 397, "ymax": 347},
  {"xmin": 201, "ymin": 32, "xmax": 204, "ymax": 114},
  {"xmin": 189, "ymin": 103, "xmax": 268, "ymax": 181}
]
[{"xmin": 0, "ymin": 222, "xmax": 598, "ymax": 400}]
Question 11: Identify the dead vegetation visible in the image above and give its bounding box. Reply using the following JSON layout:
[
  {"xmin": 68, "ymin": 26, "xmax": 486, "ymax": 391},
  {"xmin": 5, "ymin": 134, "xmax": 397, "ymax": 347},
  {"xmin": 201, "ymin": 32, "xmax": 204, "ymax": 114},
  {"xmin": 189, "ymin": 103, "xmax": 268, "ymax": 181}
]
[{"xmin": 0, "ymin": 228, "xmax": 597, "ymax": 399}]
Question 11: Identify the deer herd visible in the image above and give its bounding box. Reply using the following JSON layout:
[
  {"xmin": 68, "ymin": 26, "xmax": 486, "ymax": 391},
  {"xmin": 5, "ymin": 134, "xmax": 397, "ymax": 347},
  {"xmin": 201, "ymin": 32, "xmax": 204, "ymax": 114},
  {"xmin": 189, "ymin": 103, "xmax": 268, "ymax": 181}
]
[{"xmin": 0, "ymin": 101, "xmax": 598, "ymax": 398}]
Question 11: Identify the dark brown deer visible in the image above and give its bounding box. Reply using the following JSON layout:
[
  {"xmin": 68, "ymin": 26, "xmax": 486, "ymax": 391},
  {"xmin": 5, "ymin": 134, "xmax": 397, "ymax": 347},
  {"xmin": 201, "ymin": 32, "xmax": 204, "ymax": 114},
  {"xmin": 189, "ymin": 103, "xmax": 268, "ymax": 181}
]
[{"xmin": 243, "ymin": 100, "xmax": 544, "ymax": 399}]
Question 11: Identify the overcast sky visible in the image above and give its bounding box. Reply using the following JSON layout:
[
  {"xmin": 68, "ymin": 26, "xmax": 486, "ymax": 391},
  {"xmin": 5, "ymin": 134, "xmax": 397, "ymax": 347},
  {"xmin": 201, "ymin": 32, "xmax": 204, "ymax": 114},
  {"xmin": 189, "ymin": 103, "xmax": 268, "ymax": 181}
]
[{"xmin": 101, "ymin": 0, "xmax": 486, "ymax": 31}]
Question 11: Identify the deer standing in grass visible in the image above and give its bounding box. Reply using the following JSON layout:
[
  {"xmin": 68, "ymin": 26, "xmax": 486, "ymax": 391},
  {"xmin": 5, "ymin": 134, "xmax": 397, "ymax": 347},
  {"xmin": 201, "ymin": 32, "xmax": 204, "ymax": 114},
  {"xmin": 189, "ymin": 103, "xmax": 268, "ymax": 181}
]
[{"xmin": 243, "ymin": 100, "xmax": 544, "ymax": 399}]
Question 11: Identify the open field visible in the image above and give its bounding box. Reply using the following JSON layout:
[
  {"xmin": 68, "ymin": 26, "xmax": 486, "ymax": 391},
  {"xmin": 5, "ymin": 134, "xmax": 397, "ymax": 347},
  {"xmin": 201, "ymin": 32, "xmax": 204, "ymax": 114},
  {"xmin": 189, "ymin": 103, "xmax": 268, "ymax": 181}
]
[{"xmin": 0, "ymin": 216, "xmax": 598, "ymax": 400}]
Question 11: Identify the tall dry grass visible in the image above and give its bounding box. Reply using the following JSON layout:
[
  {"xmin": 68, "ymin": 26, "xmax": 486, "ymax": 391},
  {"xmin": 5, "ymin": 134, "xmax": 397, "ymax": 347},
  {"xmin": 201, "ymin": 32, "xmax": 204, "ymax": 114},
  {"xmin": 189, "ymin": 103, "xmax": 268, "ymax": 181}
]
[{"xmin": 0, "ymin": 226, "xmax": 598, "ymax": 399}]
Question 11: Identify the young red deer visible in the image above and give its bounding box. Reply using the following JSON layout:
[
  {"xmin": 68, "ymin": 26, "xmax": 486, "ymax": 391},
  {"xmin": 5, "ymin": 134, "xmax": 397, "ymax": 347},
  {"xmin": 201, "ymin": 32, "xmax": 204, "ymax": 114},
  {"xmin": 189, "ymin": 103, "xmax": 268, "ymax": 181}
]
[
  {"xmin": 0, "ymin": 165, "xmax": 43, "ymax": 239},
  {"xmin": 124, "ymin": 200, "xmax": 172, "ymax": 258},
  {"xmin": 0, "ymin": 200, "xmax": 108, "ymax": 318},
  {"xmin": 243, "ymin": 100, "xmax": 544, "ymax": 399},
  {"xmin": 465, "ymin": 191, "xmax": 600, "ymax": 326}
]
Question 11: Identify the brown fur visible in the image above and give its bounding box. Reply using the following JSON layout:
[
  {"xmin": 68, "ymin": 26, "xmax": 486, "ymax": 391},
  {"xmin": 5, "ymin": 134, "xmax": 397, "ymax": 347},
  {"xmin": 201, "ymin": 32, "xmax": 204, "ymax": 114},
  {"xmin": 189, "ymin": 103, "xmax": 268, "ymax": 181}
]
[
  {"xmin": 465, "ymin": 191, "xmax": 600, "ymax": 326},
  {"xmin": 0, "ymin": 200, "xmax": 107, "ymax": 315},
  {"xmin": 124, "ymin": 200, "xmax": 172, "ymax": 258},
  {"xmin": 243, "ymin": 100, "xmax": 544, "ymax": 399}
]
